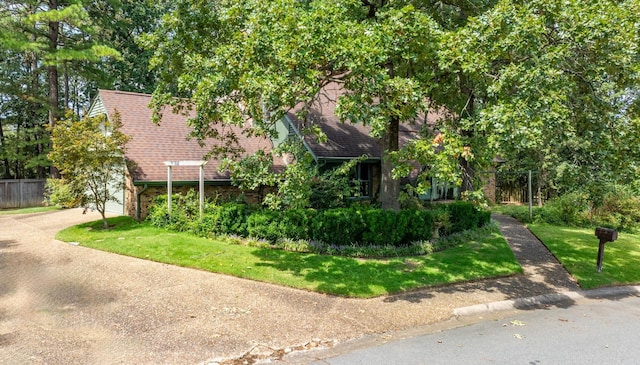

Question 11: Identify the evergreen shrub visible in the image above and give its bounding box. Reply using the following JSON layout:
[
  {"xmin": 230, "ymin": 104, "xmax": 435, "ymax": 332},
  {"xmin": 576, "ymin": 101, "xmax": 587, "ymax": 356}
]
[{"xmin": 148, "ymin": 191, "xmax": 493, "ymax": 249}]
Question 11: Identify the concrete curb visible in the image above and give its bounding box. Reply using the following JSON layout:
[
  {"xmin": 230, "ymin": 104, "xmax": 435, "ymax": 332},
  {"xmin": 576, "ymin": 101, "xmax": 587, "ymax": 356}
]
[{"xmin": 453, "ymin": 285, "xmax": 640, "ymax": 318}]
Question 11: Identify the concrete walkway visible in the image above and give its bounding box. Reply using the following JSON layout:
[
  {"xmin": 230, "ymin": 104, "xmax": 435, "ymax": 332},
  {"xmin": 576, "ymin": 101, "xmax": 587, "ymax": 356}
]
[
  {"xmin": 489, "ymin": 213, "xmax": 580, "ymax": 294},
  {"xmin": 0, "ymin": 209, "xmax": 595, "ymax": 365}
]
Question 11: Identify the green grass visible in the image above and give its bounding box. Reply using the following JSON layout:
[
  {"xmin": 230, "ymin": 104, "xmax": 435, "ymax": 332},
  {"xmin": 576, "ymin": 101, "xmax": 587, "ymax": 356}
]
[
  {"xmin": 56, "ymin": 216, "xmax": 523, "ymax": 298},
  {"xmin": 0, "ymin": 206, "xmax": 61, "ymax": 215},
  {"xmin": 528, "ymin": 224, "xmax": 640, "ymax": 289}
]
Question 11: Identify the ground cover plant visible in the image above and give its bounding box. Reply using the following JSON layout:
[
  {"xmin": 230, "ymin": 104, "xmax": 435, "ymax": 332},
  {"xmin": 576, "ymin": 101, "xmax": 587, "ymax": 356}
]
[
  {"xmin": 527, "ymin": 224, "xmax": 640, "ymax": 289},
  {"xmin": 56, "ymin": 216, "xmax": 522, "ymax": 298}
]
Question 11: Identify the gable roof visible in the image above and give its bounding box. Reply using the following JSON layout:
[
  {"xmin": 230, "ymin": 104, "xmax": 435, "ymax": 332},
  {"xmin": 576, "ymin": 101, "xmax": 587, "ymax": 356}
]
[
  {"xmin": 286, "ymin": 83, "xmax": 442, "ymax": 161},
  {"xmin": 90, "ymin": 90, "xmax": 277, "ymax": 183}
]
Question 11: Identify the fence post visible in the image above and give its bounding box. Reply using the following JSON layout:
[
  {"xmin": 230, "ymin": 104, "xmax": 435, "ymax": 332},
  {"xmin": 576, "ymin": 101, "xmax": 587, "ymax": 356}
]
[{"xmin": 528, "ymin": 170, "xmax": 533, "ymax": 221}]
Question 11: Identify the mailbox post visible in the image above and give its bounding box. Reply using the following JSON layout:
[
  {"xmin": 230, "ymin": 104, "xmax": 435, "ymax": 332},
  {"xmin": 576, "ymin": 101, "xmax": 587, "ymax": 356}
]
[{"xmin": 595, "ymin": 227, "xmax": 618, "ymax": 272}]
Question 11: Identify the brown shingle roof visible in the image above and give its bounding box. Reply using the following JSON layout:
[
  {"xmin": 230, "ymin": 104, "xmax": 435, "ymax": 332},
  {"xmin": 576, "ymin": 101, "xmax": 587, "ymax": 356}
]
[
  {"xmin": 96, "ymin": 90, "xmax": 277, "ymax": 183},
  {"xmin": 286, "ymin": 83, "xmax": 442, "ymax": 160}
]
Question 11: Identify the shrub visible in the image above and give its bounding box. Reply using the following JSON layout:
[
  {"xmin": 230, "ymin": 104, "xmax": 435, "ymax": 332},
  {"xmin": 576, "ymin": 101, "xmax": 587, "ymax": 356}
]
[
  {"xmin": 446, "ymin": 201, "xmax": 480, "ymax": 233},
  {"xmin": 539, "ymin": 191, "xmax": 588, "ymax": 226},
  {"xmin": 246, "ymin": 210, "xmax": 282, "ymax": 242},
  {"xmin": 401, "ymin": 209, "xmax": 435, "ymax": 242},
  {"xmin": 45, "ymin": 178, "xmax": 84, "ymax": 208},
  {"xmin": 147, "ymin": 192, "xmax": 494, "ymax": 251},
  {"xmin": 311, "ymin": 207, "xmax": 366, "ymax": 245},
  {"xmin": 594, "ymin": 186, "xmax": 640, "ymax": 232},
  {"xmin": 215, "ymin": 202, "xmax": 254, "ymax": 236},
  {"xmin": 361, "ymin": 209, "xmax": 406, "ymax": 246},
  {"xmin": 148, "ymin": 193, "xmax": 197, "ymax": 232},
  {"xmin": 280, "ymin": 208, "xmax": 316, "ymax": 240}
]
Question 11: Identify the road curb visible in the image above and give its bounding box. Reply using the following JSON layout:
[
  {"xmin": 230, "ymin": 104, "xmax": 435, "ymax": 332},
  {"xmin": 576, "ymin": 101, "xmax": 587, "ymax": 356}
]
[{"xmin": 453, "ymin": 285, "xmax": 640, "ymax": 318}]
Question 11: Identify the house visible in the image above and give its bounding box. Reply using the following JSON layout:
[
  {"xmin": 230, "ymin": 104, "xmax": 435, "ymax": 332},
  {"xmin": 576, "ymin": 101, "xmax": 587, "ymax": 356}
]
[
  {"xmin": 282, "ymin": 84, "xmax": 451, "ymax": 201},
  {"xmin": 87, "ymin": 87, "xmax": 471, "ymax": 220},
  {"xmin": 87, "ymin": 90, "xmax": 281, "ymax": 219}
]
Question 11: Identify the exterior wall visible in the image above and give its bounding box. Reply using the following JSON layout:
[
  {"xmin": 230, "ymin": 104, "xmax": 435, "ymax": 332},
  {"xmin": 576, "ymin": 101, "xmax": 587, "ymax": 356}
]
[{"xmin": 127, "ymin": 181, "xmax": 275, "ymax": 220}]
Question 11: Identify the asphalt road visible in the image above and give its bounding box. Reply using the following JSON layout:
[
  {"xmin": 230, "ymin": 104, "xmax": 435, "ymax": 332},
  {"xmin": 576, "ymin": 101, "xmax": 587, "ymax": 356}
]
[{"xmin": 296, "ymin": 294, "xmax": 640, "ymax": 365}]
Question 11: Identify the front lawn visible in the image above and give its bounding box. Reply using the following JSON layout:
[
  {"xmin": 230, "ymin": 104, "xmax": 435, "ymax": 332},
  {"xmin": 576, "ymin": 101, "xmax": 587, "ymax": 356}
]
[
  {"xmin": 528, "ymin": 224, "xmax": 640, "ymax": 289},
  {"xmin": 56, "ymin": 216, "xmax": 522, "ymax": 298},
  {"xmin": 0, "ymin": 206, "xmax": 61, "ymax": 215}
]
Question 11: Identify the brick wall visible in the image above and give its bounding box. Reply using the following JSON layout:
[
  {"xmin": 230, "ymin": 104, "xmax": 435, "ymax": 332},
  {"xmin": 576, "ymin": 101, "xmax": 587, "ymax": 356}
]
[{"xmin": 126, "ymin": 181, "xmax": 275, "ymax": 220}]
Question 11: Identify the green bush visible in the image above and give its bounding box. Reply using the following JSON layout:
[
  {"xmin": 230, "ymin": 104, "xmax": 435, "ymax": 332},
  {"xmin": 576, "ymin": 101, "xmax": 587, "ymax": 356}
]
[
  {"xmin": 594, "ymin": 187, "xmax": 640, "ymax": 232},
  {"xmin": 361, "ymin": 209, "xmax": 407, "ymax": 246},
  {"xmin": 539, "ymin": 191, "xmax": 588, "ymax": 226},
  {"xmin": 147, "ymin": 192, "xmax": 493, "ymax": 249},
  {"xmin": 247, "ymin": 210, "xmax": 281, "ymax": 242},
  {"xmin": 280, "ymin": 209, "xmax": 316, "ymax": 240},
  {"xmin": 45, "ymin": 178, "xmax": 84, "ymax": 208},
  {"xmin": 311, "ymin": 207, "xmax": 366, "ymax": 245},
  {"xmin": 401, "ymin": 209, "xmax": 435, "ymax": 242},
  {"xmin": 446, "ymin": 201, "xmax": 480, "ymax": 232},
  {"xmin": 215, "ymin": 202, "xmax": 254, "ymax": 236},
  {"xmin": 148, "ymin": 193, "xmax": 197, "ymax": 232}
]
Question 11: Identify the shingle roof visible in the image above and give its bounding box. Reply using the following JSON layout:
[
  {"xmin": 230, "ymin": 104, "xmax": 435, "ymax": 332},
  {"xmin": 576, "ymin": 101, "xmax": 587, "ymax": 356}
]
[
  {"xmin": 286, "ymin": 83, "xmax": 441, "ymax": 160},
  {"xmin": 95, "ymin": 90, "xmax": 277, "ymax": 183}
]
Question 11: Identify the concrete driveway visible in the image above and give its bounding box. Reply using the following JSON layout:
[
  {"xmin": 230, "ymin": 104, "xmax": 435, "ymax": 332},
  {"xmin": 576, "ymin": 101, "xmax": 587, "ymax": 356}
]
[{"xmin": 0, "ymin": 209, "xmax": 560, "ymax": 364}]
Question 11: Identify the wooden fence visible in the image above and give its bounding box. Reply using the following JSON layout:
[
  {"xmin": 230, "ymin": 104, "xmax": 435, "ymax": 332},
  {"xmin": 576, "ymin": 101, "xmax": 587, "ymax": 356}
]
[{"xmin": 0, "ymin": 179, "xmax": 46, "ymax": 209}]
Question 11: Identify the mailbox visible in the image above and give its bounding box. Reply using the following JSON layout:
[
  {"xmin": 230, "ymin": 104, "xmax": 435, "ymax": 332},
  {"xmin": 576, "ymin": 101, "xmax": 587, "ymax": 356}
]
[
  {"xmin": 595, "ymin": 227, "xmax": 618, "ymax": 242},
  {"xmin": 595, "ymin": 227, "xmax": 618, "ymax": 272}
]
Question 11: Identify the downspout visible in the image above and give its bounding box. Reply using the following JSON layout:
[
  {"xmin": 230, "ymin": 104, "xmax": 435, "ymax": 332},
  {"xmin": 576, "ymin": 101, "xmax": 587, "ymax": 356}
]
[{"xmin": 136, "ymin": 184, "xmax": 148, "ymax": 221}]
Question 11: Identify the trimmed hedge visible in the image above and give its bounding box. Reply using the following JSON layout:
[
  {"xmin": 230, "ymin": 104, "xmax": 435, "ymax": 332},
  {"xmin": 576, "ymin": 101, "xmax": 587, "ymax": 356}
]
[{"xmin": 148, "ymin": 193, "xmax": 491, "ymax": 246}]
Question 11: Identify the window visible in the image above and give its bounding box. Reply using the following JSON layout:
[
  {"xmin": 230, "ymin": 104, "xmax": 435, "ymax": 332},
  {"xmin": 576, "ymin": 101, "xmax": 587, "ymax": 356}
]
[{"xmin": 353, "ymin": 163, "xmax": 372, "ymax": 198}]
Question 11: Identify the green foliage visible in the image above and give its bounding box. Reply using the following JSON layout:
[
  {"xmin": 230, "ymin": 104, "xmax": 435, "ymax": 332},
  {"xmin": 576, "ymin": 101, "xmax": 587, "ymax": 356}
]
[
  {"xmin": 148, "ymin": 192, "xmax": 492, "ymax": 252},
  {"xmin": 446, "ymin": 201, "xmax": 483, "ymax": 233},
  {"xmin": 48, "ymin": 112, "xmax": 130, "ymax": 228},
  {"xmin": 147, "ymin": 193, "xmax": 198, "ymax": 232},
  {"xmin": 443, "ymin": 0, "xmax": 640, "ymax": 198},
  {"xmin": 593, "ymin": 186, "xmax": 640, "ymax": 232},
  {"xmin": 45, "ymin": 178, "xmax": 84, "ymax": 208},
  {"xmin": 215, "ymin": 202, "xmax": 254, "ymax": 236},
  {"xmin": 247, "ymin": 208, "xmax": 317, "ymax": 242},
  {"xmin": 539, "ymin": 192, "xmax": 589, "ymax": 226},
  {"xmin": 401, "ymin": 209, "xmax": 435, "ymax": 242},
  {"xmin": 246, "ymin": 210, "xmax": 282, "ymax": 242},
  {"xmin": 311, "ymin": 207, "xmax": 367, "ymax": 246},
  {"xmin": 495, "ymin": 183, "xmax": 640, "ymax": 232},
  {"xmin": 360, "ymin": 208, "xmax": 406, "ymax": 246}
]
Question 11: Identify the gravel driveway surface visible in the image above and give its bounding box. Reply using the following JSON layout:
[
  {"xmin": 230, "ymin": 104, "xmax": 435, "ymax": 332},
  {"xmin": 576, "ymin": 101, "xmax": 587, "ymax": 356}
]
[{"xmin": 0, "ymin": 209, "xmax": 576, "ymax": 364}]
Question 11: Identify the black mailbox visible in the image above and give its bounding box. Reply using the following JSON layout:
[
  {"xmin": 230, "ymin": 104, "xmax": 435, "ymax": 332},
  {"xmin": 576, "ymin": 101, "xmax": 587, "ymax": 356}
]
[
  {"xmin": 595, "ymin": 227, "xmax": 618, "ymax": 242},
  {"xmin": 595, "ymin": 227, "xmax": 618, "ymax": 272}
]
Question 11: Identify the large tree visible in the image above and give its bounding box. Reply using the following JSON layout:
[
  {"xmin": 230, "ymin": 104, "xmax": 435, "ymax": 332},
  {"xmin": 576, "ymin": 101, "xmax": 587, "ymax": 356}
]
[
  {"xmin": 146, "ymin": 0, "xmax": 446, "ymax": 210},
  {"xmin": 0, "ymin": 0, "xmax": 120, "ymax": 178},
  {"xmin": 146, "ymin": 0, "xmax": 639, "ymax": 209},
  {"xmin": 436, "ymin": 0, "xmax": 640, "ymax": 196}
]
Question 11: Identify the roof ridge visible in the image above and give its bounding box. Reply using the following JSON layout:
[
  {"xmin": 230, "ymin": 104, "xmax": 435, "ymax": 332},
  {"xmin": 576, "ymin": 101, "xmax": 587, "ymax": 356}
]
[{"xmin": 99, "ymin": 89, "xmax": 152, "ymax": 98}]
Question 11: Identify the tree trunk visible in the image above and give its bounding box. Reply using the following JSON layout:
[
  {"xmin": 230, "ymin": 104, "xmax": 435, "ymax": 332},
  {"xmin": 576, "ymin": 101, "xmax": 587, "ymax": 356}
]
[
  {"xmin": 379, "ymin": 116, "xmax": 400, "ymax": 211},
  {"xmin": 64, "ymin": 63, "xmax": 69, "ymax": 110},
  {"xmin": 48, "ymin": 0, "xmax": 60, "ymax": 178},
  {"xmin": 0, "ymin": 118, "xmax": 12, "ymax": 179}
]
